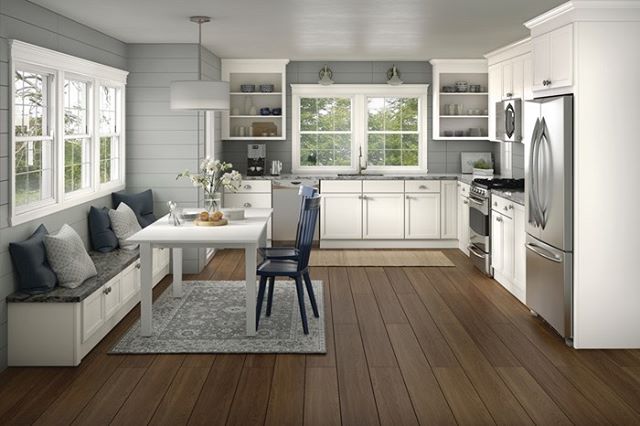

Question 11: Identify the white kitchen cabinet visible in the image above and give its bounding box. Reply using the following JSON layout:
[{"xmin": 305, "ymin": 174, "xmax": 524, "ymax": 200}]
[
  {"xmin": 458, "ymin": 183, "xmax": 470, "ymax": 255},
  {"xmin": 440, "ymin": 181, "xmax": 457, "ymax": 239},
  {"xmin": 532, "ymin": 24, "xmax": 573, "ymax": 93},
  {"xmin": 363, "ymin": 193, "xmax": 405, "ymax": 239},
  {"xmin": 320, "ymin": 193, "xmax": 363, "ymax": 240},
  {"xmin": 491, "ymin": 195, "xmax": 525, "ymax": 303},
  {"xmin": 405, "ymin": 193, "xmax": 440, "ymax": 239}
]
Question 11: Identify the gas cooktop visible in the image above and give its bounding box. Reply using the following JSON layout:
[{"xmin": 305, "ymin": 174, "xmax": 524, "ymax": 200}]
[{"xmin": 472, "ymin": 178, "xmax": 525, "ymax": 190}]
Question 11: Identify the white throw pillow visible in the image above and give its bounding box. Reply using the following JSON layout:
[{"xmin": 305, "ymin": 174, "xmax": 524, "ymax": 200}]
[
  {"xmin": 109, "ymin": 202, "xmax": 142, "ymax": 250},
  {"xmin": 44, "ymin": 224, "xmax": 97, "ymax": 289}
]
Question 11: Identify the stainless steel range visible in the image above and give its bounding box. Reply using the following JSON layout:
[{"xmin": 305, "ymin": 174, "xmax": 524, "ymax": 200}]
[{"xmin": 468, "ymin": 178, "xmax": 524, "ymax": 275}]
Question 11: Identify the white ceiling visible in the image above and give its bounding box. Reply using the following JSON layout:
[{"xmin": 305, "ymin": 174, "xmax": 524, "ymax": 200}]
[{"xmin": 31, "ymin": 0, "xmax": 566, "ymax": 60}]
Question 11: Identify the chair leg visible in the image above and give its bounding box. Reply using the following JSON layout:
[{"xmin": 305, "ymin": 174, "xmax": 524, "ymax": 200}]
[
  {"xmin": 256, "ymin": 276, "xmax": 267, "ymax": 329},
  {"xmin": 294, "ymin": 275, "xmax": 309, "ymax": 335},
  {"xmin": 303, "ymin": 272, "xmax": 319, "ymax": 318},
  {"xmin": 266, "ymin": 277, "xmax": 275, "ymax": 317}
]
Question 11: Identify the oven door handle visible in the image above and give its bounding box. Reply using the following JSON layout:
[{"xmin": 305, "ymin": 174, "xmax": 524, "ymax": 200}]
[
  {"xmin": 468, "ymin": 245, "xmax": 486, "ymax": 259},
  {"xmin": 467, "ymin": 197, "xmax": 485, "ymax": 206}
]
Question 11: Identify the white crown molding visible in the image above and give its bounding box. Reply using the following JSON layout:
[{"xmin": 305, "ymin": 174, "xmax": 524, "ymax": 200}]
[
  {"xmin": 429, "ymin": 59, "xmax": 487, "ymax": 74},
  {"xmin": 221, "ymin": 58, "xmax": 290, "ymax": 73},
  {"xmin": 525, "ymin": 1, "xmax": 640, "ymax": 35},
  {"xmin": 484, "ymin": 37, "xmax": 532, "ymax": 65},
  {"xmin": 10, "ymin": 40, "xmax": 128, "ymax": 84}
]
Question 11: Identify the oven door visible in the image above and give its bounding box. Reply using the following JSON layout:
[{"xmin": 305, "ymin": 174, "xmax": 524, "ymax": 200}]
[{"xmin": 468, "ymin": 196, "xmax": 490, "ymax": 252}]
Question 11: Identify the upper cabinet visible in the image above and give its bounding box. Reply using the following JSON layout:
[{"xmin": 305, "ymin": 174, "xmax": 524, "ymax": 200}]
[
  {"xmin": 430, "ymin": 59, "xmax": 489, "ymax": 141},
  {"xmin": 531, "ymin": 24, "xmax": 573, "ymax": 93},
  {"xmin": 221, "ymin": 59, "xmax": 289, "ymax": 141},
  {"xmin": 485, "ymin": 39, "xmax": 533, "ymax": 141}
]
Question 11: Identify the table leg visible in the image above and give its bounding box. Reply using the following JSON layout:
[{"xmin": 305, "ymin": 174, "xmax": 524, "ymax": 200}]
[
  {"xmin": 172, "ymin": 247, "xmax": 183, "ymax": 297},
  {"xmin": 140, "ymin": 242, "xmax": 153, "ymax": 337},
  {"xmin": 245, "ymin": 244, "xmax": 257, "ymax": 336}
]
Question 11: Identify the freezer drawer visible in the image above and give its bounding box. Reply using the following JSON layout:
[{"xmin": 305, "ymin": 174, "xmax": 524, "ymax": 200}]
[{"xmin": 525, "ymin": 234, "xmax": 573, "ymax": 340}]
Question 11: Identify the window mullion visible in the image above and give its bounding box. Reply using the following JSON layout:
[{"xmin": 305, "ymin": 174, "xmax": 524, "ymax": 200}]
[{"xmin": 55, "ymin": 70, "xmax": 64, "ymax": 204}]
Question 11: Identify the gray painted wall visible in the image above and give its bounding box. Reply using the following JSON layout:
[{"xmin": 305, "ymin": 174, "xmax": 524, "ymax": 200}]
[
  {"xmin": 0, "ymin": 0, "xmax": 128, "ymax": 371},
  {"xmin": 221, "ymin": 61, "xmax": 497, "ymax": 174},
  {"xmin": 125, "ymin": 44, "xmax": 221, "ymax": 273}
]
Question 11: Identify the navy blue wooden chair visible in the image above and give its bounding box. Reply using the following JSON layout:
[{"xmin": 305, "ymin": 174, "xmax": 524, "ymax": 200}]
[
  {"xmin": 256, "ymin": 194, "xmax": 321, "ymax": 334},
  {"xmin": 257, "ymin": 184, "xmax": 317, "ymax": 262}
]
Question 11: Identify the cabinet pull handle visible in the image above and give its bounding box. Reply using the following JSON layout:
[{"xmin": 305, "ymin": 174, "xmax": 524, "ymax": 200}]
[
  {"xmin": 463, "ymin": 200, "xmax": 469, "ymax": 205},
  {"xmin": 362, "ymin": 195, "xmax": 368, "ymax": 200},
  {"xmin": 506, "ymin": 92, "xmax": 513, "ymax": 98},
  {"xmin": 243, "ymin": 202, "xmax": 252, "ymax": 208},
  {"xmin": 103, "ymin": 287, "xmax": 111, "ymax": 295},
  {"xmin": 244, "ymin": 184, "xmax": 252, "ymax": 190},
  {"xmin": 418, "ymin": 185, "xmax": 427, "ymax": 190},
  {"xmin": 496, "ymin": 216, "xmax": 503, "ymax": 222},
  {"xmin": 542, "ymin": 79, "xmax": 552, "ymax": 86},
  {"xmin": 405, "ymin": 195, "xmax": 411, "ymax": 200},
  {"xmin": 504, "ymin": 206, "xmax": 509, "ymax": 211},
  {"xmin": 493, "ymin": 201, "xmax": 498, "ymax": 206},
  {"xmin": 508, "ymin": 204, "xmax": 514, "ymax": 210}
]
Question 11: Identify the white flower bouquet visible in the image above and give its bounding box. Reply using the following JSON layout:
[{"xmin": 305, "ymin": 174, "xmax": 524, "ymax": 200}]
[{"xmin": 177, "ymin": 158, "xmax": 242, "ymax": 212}]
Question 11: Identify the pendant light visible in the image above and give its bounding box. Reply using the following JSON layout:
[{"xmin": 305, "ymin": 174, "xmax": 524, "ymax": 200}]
[{"xmin": 170, "ymin": 16, "xmax": 230, "ymax": 110}]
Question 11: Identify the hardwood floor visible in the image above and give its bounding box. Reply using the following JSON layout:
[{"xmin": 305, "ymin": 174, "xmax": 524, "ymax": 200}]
[{"xmin": 2, "ymin": 248, "xmax": 640, "ymax": 425}]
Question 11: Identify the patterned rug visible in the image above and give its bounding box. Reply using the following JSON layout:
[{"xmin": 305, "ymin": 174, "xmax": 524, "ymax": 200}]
[{"xmin": 111, "ymin": 280, "xmax": 325, "ymax": 354}]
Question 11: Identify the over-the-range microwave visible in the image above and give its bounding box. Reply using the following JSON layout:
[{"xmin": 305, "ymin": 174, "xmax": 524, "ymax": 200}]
[{"xmin": 495, "ymin": 98, "xmax": 522, "ymax": 142}]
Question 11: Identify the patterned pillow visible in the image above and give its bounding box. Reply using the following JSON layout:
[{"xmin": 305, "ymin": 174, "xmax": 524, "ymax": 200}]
[
  {"xmin": 109, "ymin": 202, "xmax": 142, "ymax": 250},
  {"xmin": 44, "ymin": 224, "xmax": 97, "ymax": 289}
]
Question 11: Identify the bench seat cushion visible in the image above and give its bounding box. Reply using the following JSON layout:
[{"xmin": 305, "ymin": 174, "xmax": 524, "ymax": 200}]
[{"xmin": 6, "ymin": 249, "xmax": 139, "ymax": 303}]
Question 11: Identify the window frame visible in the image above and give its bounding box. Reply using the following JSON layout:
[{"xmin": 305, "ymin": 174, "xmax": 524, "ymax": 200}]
[
  {"xmin": 291, "ymin": 84, "xmax": 429, "ymax": 174},
  {"xmin": 9, "ymin": 40, "xmax": 128, "ymax": 226}
]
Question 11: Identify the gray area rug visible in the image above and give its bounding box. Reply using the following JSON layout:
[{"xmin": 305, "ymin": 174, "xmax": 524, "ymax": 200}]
[{"xmin": 111, "ymin": 280, "xmax": 325, "ymax": 354}]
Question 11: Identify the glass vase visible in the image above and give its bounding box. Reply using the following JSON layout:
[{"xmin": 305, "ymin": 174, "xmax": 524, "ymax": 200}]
[{"xmin": 204, "ymin": 192, "xmax": 222, "ymax": 214}]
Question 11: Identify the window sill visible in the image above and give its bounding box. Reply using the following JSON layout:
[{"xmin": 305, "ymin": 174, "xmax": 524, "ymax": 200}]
[{"xmin": 10, "ymin": 182, "xmax": 124, "ymax": 227}]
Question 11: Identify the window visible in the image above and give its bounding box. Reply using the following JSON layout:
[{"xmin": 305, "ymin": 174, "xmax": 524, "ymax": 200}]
[
  {"xmin": 99, "ymin": 86, "xmax": 120, "ymax": 184},
  {"xmin": 292, "ymin": 84, "xmax": 428, "ymax": 173},
  {"xmin": 14, "ymin": 69, "xmax": 54, "ymax": 209},
  {"xmin": 299, "ymin": 97, "xmax": 352, "ymax": 167},
  {"xmin": 64, "ymin": 78, "xmax": 91, "ymax": 193},
  {"xmin": 10, "ymin": 41, "xmax": 128, "ymax": 225}
]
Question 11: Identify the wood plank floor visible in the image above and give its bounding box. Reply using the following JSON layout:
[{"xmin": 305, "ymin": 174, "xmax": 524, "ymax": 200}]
[{"xmin": 2, "ymin": 248, "xmax": 640, "ymax": 425}]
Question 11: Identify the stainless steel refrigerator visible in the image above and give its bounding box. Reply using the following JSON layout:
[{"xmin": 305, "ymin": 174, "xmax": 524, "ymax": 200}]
[{"xmin": 524, "ymin": 95, "xmax": 573, "ymax": 343}]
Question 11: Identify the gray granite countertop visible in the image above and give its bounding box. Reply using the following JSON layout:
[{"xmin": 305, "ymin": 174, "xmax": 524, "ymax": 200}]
[
  {"xmin": 247, "ymin": 173, "xmax": 462, "ymax": 182},
  {"xmin": 491, "ymin": 189, "xmax": 525, "ymax": 206},
  {"xmin": 7, "ymin": 249, "xmax": 140, "ymax": 303}
]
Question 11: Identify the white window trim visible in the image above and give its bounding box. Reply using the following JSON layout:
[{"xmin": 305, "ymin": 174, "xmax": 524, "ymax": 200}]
[
  {"xmin": 9, "ymin": 40, "xmax": 128, "ymax": 226},
  {"xmin": 291, "ymin": 84, "xmax": 429, "ymax": 174}
]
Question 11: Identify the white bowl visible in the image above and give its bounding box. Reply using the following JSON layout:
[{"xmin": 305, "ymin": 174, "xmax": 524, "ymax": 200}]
[{"xmin": 221, "ymin": 208, "xmax": 245, "ymax": 220}]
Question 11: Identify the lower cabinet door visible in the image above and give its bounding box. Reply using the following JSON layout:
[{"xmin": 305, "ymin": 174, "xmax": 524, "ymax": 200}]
[
  {"xmin": 82, "ymin": 290, "xmax": 104, "ymax": 343},
  {"xmin": 405, "ymin": 193, "xmax": 441, "ymax": 239},
  {"xmin": 440, "ymin": 181, "xmax": 458, "ymax": 239},
  {"xmin": 513, "ymin": 204, "xmax": 526, "ymax": 301},
  {"xmin": 121, "ymin": 262, "xmax": 139, "ymax": 303},
  {"xmin": 103, "ymin": 278, "xmax": 121, "ymax": 319},
  {"xmin": 320, "ymin": 194, "xmax": 362, "ymax": 239},
  {"xmin": 363, "ymin": 193, "xmax": 404, "ymax": 239},
  {"xmin": 502, "ymin": 214, "xmax": 515, "ymax": 280},
  {"xmin": 491, "ymin": 212, "xmax": 504, "ymax": 273}
]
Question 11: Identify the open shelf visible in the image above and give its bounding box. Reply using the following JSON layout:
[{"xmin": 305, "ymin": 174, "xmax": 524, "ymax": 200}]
[{"xmin": 440, "ymin": 92, "xmax": 488, "ymax": 96}]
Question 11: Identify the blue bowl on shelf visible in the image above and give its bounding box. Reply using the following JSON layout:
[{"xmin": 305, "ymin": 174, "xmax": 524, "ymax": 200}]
[
  {"xmin": 259, "ymin": 107, "xmax": 271, "ymax": 116},
  {"xmin": 240, "ymin": 84, "xmax": 255, "ymax": 93},
  {"xmin": 271, "ymin": 107, "xmax": 282, "ymax": 116}
]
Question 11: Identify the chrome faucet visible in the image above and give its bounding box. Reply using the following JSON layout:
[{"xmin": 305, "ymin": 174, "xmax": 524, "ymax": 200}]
[{"xmin": 357, "ymin": 146, "xmax": 368, "ymax": 175}]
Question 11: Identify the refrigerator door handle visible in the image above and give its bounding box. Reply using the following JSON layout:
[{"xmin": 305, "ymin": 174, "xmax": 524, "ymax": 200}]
[
  {"xmin": 528, "ymin": 118, "xmax": 544, "ymax": 227},
  {"xmin": 526, "ymin": 242, "xmax": 562, "ymax": 263},
  {"xmin": 538, "ymin": 117, "xmax": 553, "ymax": 228}
]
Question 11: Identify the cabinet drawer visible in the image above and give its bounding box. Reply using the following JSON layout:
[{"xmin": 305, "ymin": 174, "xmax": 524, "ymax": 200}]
[
  {"xmin": 492, "ymin": 194, "xmax": 515, "ymax": 219},
  {"xmin": 227, "ymin": 180, "xmax": 271, "ymax": 193},
  {"xmin": 223, "ymin": 193, "xmax": 271, "ymax": 209},
  {"xmin": 320, "ymin": 180, "xmax": 362, "ymax": 193},
  {"xmin": 405, "ymin": 180, "xmax": 441, "ymax": 193},
  {"xmin": 362, "ymin": 180, "xmax": 404, "ymax": 193}
]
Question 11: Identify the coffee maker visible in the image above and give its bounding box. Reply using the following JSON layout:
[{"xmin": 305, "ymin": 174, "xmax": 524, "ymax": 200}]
[{"xmin": 247, "ymin": 144, "xmax": 266, "ymax": 176}]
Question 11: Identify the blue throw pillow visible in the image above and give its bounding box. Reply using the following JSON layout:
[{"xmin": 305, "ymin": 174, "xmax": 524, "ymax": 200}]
[
  {"xmin": 89, "ymin": 206, "xmax": 119, "ymax": 252},
  {"xmin": 112, "ymin": 189, "xmax": 156, "ymax": 227},
  {"xmin": 9, "ymin": 224, "xmax": 57, "ymax": 294}
]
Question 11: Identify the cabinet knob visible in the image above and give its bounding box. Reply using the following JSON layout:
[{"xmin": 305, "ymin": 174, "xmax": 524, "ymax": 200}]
[
  {"xmin": 244, "ymin": 184, "xmax": 252, "ymax": 190},
  {"xmin": 463, "ymin": 200, "xmax": 469, "ymax": 205},
  {"xmin": 506, "ymin": 92, "xmax": 513, "ymax": 98},
  {"xmin": 504, "ymin": 206, "xmax": 509, "ymax": 211},
  {"xmin": 136, "ymin": 263, "xmax": 141, "ymax": 269},
  {"xmin": 103, "ymin": 287, "xmax": 111, "ymax": 295},
  {"xmin": 496, "ymin": 216, "xmax": 503, "ymax": 222},
  {"xmin": 243, "ymin": 202, "xmax": 252, "ymax": 208},
  {"xmin": 494, "ymin": 201, "xmax": 498, "ymax": 206},
  {"xmin": 509, "ymin": 204, "xmax": 514, "ymax": 210}
]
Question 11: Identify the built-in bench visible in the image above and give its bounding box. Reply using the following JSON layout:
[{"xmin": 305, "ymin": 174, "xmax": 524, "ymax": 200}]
[{"xmin": 7, "ymin": 247, "xmax": 170, "ymax": 366}]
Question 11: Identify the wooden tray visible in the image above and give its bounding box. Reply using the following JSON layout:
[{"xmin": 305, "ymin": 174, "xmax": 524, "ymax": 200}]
[{"xmin": 194, "ymin": 218, "xmax": 228, "ymax": 227}]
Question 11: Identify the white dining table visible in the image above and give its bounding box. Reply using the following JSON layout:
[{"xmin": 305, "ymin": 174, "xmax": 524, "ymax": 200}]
[{"xmin": 127, "ymin": 208, "xmax": 272, "ymax": 337}]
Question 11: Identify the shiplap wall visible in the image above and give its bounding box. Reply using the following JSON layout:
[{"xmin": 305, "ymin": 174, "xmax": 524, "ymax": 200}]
[
  {"xmin": 221, "ymin": 61, "xmax": 499, "ymax": 174},
  {"xmin": 125, "ymin": 44, "xmax": 221, "ymax": 273},
  {"xmin": 0, "ymin": 0, "xmax": 128, "ymax": 371}
]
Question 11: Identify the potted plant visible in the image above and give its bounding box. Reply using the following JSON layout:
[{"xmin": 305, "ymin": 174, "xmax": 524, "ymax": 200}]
[
  {"xmin": 177, "ymin": 158, "xmax": 242, "ymax": 214},
  {"xmin": 472, "ymin": 159, "xmax": 494, "ymax": 177}
]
